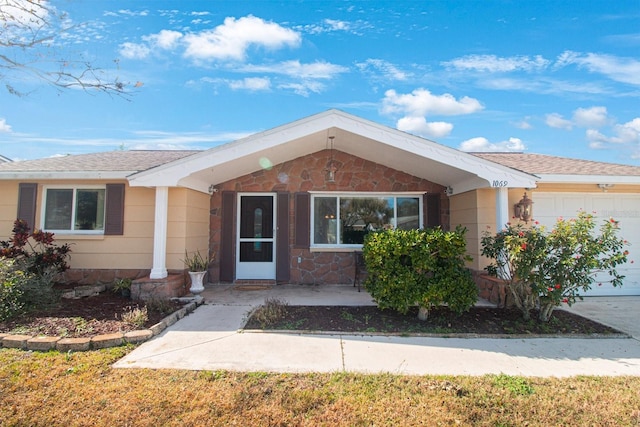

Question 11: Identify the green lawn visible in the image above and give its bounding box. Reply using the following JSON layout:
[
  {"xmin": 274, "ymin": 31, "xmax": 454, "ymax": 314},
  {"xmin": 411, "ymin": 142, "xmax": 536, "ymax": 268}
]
[{"xmin": 1, "ymin": 347, "xmax": 639, "ymax": 426}]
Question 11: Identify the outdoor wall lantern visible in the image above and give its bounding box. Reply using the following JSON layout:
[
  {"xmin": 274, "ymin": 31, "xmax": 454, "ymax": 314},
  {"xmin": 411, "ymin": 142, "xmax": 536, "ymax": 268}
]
[
  {"xmin": 514, "ymin": 192, "xmax": 533, "ymax": 223},
  {"xmin": 324, "ymin": 135, "xmax": 337, "ymax": 183}
]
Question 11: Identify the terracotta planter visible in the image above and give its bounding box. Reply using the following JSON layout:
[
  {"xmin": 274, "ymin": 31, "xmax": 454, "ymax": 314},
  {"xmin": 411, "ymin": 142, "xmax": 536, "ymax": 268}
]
[{"xmin": 188, "ymin": 271, "xmax": 206, "ymax": 294}]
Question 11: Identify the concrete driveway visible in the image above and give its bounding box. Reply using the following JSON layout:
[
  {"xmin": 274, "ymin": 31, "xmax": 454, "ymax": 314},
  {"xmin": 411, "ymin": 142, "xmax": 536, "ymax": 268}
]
[
  {"xmin": 114, "ymin": 285, "xmax": 640, "ymax": 377},
  {"xmin": 561, "ymin": 296, "xmax": 640, "ymax": 339}
]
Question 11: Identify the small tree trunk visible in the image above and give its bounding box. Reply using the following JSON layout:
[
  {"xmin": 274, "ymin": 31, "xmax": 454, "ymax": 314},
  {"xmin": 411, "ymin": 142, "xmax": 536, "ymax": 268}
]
[
  {"xmin": 539, "ymin": 303, "xmax": 555, "ymax": 322},
  {"xmin": 417, "ymin": 306, "xmax": 430, "ymax": 321}
]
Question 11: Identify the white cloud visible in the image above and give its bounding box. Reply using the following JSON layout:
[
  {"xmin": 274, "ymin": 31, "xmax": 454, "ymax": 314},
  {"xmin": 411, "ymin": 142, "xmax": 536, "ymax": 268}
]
[
  {"xmin": 119, "ymin": 42, "xmax": 151, "ymax": 59},
  {"xmin": 240, "ymin": 60, "xmax": 348, "ymax": 79},
  {"xmin": 555, "ymin": 50, "xmax": 640, "ymax": 86},
  {"xmin": 397, "ymin": 116, "xmax": 453, "ymax": 138},
  {"xmin": 572, "ymin": 106, "xmax": 609, "ymax": 128},
  {"xmin": 513, "ymin": 119, "xmax": 533, "ymax": 130},
  {"xmin": 229, "ymin": 77, "xmax": 271, "ymax": 91},
  {"xmin": 300, "ymin": 18, "xmax": 362, "ymax": 35},
  {"xmin": 277, "ymin": 80, "xmax": 326, "ymax": 97},
  {"xmin": 117, "ymin": 9, "xmax": 149, "ymax": 17},
  {"xmin": 183, "ymin": 15, "xmax": 301, "ymax": 61},
  {"xmin": 325, "ymin": 19, "xmax": 350, "ymax": 32},
  {"xmin": 459, "ymin": 137, "xmax": 526, "ymax": 152},
  {"xmin": 382, "ymin": 88, "xmax": 483, "ymax": 116},
  {"xmin": 547, "ymin": 106, "xmax": 610, "ymax": 132},
  {"xmin": 0, "ymin": 118, "xmax": 12, "ymax": 133},
  {"xmin": 545, "ymin": 113, "xmax": 573, "ymax": 130},
  {"xmin": 443, "ymin": 54, "xmax": 550, "ymax": 72},
  {"xmin": 356, "ymin": 59, "xmax": 409, "ymax": 81},
  {"xmin": 144, "ymin": 29, "xmax": 183, "ymax": 50},
  {"xmin": 587, "ymin": 117, "xmax": 640, "ymax": 146}
]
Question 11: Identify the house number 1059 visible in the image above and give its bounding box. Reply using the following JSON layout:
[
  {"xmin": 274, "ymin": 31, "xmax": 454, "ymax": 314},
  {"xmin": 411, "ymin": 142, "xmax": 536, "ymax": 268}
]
[{"xmin": 492, "ymin": 180, "xmax": 508, "ymax": 187}]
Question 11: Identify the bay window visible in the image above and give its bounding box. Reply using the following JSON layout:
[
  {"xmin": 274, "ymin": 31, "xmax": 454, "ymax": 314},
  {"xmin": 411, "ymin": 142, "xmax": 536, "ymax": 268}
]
[{"xmin": 311, "ymin": 194, "xmax": 422, "ymax": 247}]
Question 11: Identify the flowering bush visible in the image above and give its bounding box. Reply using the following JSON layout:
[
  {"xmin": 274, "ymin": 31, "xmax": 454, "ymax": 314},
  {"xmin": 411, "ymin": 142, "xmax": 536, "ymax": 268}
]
[{"xmin": 481, "ymin": 211, "xmax": 629, "ymax": 322}]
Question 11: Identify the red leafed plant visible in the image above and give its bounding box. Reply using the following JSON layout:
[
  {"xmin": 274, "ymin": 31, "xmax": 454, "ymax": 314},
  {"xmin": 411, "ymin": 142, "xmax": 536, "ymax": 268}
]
[{"xmin": 0, "ymin": 219, "xmax": 71, "ymax": 275}]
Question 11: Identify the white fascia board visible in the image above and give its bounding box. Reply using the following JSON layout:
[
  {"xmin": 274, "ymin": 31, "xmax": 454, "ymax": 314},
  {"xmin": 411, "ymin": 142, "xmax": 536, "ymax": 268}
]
[
  {"xmin": 331, "ymin": 112, "xmax": 538, "ymax": 189},
  {"xmin": 128, "ymin": 109, "xmax": 538, "ymax": 191},
  {"xmin": 537, "ymin": 174, "xmax": 640, "ymax": 184},
  {"xmin": 128, "ymin": 110, "xmax": 345, "ymax": 187},
  {"xmin": 0, "ymin": 171, "xmax": 135, "ymax": 180}
]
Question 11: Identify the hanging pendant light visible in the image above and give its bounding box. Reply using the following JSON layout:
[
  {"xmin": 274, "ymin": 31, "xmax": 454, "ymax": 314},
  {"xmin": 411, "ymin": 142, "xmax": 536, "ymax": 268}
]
[{"xmin": 325, "ymin": 135, "xmax": 337, "ymax": 182}]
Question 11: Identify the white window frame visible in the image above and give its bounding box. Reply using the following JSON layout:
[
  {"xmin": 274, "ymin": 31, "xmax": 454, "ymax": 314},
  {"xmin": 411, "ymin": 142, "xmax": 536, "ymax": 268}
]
[
  {"xmin": 310, "ymin": 192, "xmax": 424, "ymax": 250},
  {"xmin": 41, "ymin": 185, "xmax": 106, "ymax": 235}
]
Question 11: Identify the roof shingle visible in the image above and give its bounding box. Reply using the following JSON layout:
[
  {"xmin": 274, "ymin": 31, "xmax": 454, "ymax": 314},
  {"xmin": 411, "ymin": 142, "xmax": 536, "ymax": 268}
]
[
  {"xmin": 0, "ymin": 150, "xmax": 200, "ymax": 173},
  {"xmin": 472, "ymin": 153, "xmax": 640, "ymax": 176}
]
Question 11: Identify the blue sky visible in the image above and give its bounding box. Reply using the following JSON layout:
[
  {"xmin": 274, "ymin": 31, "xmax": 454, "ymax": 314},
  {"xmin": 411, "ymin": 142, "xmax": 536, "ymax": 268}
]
[{"xmin": 1, "ymin": 1, "xmax": 639, "ymax": 165}]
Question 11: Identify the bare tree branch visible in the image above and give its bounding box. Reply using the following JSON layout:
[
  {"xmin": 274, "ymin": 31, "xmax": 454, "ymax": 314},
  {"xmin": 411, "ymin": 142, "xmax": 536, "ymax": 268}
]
[{"xmin": 0, "ymin": 0, "xmax": 134, "ymax": 97}]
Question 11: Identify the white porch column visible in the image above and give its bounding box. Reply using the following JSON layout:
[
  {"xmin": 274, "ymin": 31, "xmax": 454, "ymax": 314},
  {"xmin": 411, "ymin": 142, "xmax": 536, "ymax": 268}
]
[
  {"xmin": 150, "ymin": 186, "xmax": 169, "ymax": 279},
  {"xmin": 495, "ymin": 187, "xmax": 511, "ymax": 280},
  {"xmin": 495, "ymin": 187, "xmax": 509, "ymax": 231}
]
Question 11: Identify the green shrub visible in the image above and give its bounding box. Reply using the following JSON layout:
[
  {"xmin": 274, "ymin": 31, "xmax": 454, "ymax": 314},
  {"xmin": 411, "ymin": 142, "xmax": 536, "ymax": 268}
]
[
  {"xmin": 0, "ymin": 259, "xmax": 25, "ymax": 321},
  {"xmin": 363, "ymin": 226, "xmax": 478, "ymax": 320},
  {"xmin": 0, "ymin": 219, "xmax": 70, "ymax": 311}
]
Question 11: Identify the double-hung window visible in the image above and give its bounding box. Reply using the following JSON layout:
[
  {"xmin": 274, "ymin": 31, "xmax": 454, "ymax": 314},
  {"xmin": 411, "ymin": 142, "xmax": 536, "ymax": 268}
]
[
  {"xmin": 42, "ymin": 186, "xmax": 106, "ymax": 233},
  {"xmin": 311, "ymin": 193, "xmax": 422, "ymax": 248}
]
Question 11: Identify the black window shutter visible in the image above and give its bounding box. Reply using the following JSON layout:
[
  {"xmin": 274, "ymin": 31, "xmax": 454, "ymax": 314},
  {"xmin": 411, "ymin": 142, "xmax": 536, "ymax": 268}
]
[
  {"xmin": 17, "ymin": 183, "xmax": 37, "ymax": 230},
  {"xmin": 294, "ymin": 192, "xmax": 310, "ymax": 248},
  {"xmin": 425, "ymin": 193, "xmax": 441, "ymax": 229},
  {"xmin": 276, "ymin": 192, "xmax": 290, "ymax": 282},
  {"xmin": 104, "ymin": 184, "xmax": 125, "ymax": 235},
  {"xmin": 219, "ymin": 191, "xmax": 236, "ymax": 282}
]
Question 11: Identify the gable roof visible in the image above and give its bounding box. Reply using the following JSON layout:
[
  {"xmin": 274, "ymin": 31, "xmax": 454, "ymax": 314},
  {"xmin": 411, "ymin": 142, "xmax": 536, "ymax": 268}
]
[
  {"xmin": 0, "ymin": 154, "xmax": 11, "ymax": 163},
  {"xmin": 473, "ymin": 153, "xmax": 640, "ymax": 184},
  {"xmin": 0, "ymin": 150, "xmax": 200, "ymax": 180},
  {"xmin": 128, "ymin": 109, "xmax": 538, "ymax": 195}
]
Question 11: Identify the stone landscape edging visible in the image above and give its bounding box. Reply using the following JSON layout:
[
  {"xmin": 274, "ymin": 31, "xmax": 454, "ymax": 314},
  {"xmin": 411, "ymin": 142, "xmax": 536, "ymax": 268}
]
[
  {"xmin": 0, "ymin": 299, "xmax": 204, "ymax": 353},
  {"xmin": 240, "ymin": 328, "xmax": 631, "ymax": 339}
]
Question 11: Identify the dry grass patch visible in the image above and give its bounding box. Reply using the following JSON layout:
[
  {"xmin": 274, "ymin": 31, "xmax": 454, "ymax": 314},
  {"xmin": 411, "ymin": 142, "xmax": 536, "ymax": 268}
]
[{"xmin": 1, "ymin": 348, "xmax": 640, "ymax": 426}]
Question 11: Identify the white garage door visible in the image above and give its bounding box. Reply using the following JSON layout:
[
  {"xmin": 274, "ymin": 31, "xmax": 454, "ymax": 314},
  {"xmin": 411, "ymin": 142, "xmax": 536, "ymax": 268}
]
[{"xmin": 534, "ymin": 193, "xmax": 640, "ymax": 296}]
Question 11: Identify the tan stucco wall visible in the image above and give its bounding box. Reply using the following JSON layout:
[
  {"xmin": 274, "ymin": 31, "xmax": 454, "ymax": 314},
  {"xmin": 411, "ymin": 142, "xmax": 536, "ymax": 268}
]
[
  {"xmin": 0, "ymin": 180, "xmax": 210, "ymax": 271},
  {"xmin": 450, "ymin": 188, "xmax": 533, "ymax": 271},
  {"xmin": 166, "ymin": 188, "xmax": 210, "ymax": 270},
  {"xmin": 450, "ymin": 184, "xmax": 640, "ymax": 272},
  {"xmin": 0, "ymin": 181, "xmax": 19, "ymax": 238}
]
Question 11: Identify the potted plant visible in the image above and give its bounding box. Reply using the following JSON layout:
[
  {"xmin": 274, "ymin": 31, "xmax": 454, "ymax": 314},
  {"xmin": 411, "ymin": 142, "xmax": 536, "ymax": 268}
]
[
  {"xmin": 112, "ymin": 278, "xmax": 132, "ymax": 298},
  {"xmin": 183, "ymin": 250, "xmax": 209, "ymax": 294}
]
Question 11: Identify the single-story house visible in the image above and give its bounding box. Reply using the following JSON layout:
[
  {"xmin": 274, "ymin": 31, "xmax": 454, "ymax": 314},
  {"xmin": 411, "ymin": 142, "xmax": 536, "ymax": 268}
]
[{"xmin": 0, "ymin": 109, "xmax": 638, "ymax": 298}]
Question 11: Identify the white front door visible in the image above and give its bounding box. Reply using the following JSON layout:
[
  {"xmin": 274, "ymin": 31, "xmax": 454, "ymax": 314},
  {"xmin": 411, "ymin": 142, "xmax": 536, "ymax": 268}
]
[{"xmin": 236, "ymin": 193, "xmax": 276, "ymax": 280}]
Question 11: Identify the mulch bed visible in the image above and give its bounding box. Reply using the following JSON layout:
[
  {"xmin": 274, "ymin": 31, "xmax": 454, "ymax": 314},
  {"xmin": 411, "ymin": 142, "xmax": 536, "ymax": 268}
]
[
  {"xmin": 245, "ymin": 305, "xmax": 624, "ymax": 336},
  {"xmin": 0, "ymin": 291, "xmax": 185, "ymax": 338}
]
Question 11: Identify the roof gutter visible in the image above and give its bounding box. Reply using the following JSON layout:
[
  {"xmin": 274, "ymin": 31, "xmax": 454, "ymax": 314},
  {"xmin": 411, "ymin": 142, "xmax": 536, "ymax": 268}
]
[
  {"xmin": 537, "ymin": 174, "xmax": 640, "ymax": 184},
  {"xmin": 0, "ymin": 171, "xmax": 136, "ymax": 180}
]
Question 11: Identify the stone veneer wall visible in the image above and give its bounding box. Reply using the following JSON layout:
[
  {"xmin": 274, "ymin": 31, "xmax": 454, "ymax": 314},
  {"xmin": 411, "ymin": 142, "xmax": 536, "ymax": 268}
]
[
  {"xmin": 473, "ymin": 270, "xmax": 510, "ymax": 308},
  {"xmin": 209, "ymin": 149, "xmax": 448, "ymax": 285}
]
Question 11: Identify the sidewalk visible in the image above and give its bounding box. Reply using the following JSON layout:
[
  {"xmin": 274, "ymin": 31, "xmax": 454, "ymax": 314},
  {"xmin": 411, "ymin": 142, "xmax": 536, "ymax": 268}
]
[{"xmin": 113, "ymin": 284, "xmax": 640, "ymax": 377}]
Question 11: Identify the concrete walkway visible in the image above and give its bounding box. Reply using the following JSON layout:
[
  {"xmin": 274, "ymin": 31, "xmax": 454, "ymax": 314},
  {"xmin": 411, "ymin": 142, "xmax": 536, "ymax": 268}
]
[{"xmin": 114, "ymin": 284, "xmax": 640, "ymax": 377}]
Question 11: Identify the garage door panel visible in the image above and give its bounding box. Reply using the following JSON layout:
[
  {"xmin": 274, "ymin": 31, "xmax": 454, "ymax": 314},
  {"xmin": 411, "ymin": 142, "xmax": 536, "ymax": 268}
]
[{"xmin": 535, "ymin": 192, "xmax": 640, "ymax": 296}]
